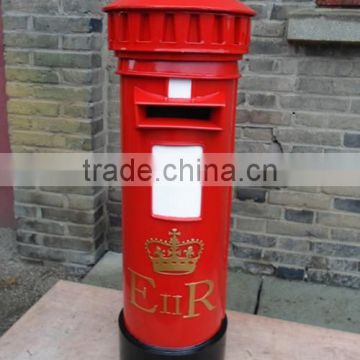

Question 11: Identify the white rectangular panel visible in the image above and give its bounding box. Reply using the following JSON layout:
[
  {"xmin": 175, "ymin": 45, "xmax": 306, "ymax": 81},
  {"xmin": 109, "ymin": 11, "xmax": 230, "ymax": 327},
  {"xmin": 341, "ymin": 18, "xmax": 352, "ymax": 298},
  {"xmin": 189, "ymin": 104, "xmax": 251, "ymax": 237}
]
[
  {"xmin": 152, "ymin": 145, "xmax": 203, "ymax": 219},
  {"xmin": 168, "ymin": 79, "xmax": 192, "ymax": 99}
]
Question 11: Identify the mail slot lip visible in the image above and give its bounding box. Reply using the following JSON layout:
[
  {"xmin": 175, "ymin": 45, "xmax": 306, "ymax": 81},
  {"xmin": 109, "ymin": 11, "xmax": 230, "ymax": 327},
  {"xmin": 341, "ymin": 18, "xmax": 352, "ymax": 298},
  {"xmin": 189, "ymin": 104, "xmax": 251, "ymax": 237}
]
[{"xmin": 135, "ymin": 87, "xmax": 225, "ymax": 131}]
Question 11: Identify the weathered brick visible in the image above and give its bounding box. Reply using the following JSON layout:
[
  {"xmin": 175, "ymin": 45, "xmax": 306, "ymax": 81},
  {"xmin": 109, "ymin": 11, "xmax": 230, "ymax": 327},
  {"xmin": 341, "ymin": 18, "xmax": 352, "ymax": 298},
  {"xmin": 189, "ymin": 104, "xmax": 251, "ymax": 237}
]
[
  {"xmin": 269, "ymin": 191, "xmax": 331, "ymax": 210},
  {"xmin": 60, "ymin": 69, "xmax": 102, "ymax": 85},
  {"xmin": 235, "ymin": 188, "xmax": 267, "ymax": 203},
  {"xmin": 351, "ymin": 99, "xmax": 360, "ymax": 114},
  {"xmin": 41, "ymin": 206, "xmax": 103, "ymax": 225},
  {"xmin": 67, "ymin": 192, "xmax": 105, "ymax": 211},
  {"xmin": 297, "ymin": 77, "xmax": 360, "ymax": 96},
  {"xmin": 243, "ymin": 126, "xmax": 274, "ymax": 140},
  {"xmin": 17, "ymin": 218, "xmax": 65, "ymax": 235},
  {"xmin": 15, "ymin": 190, "xmax": 64, "ymax": 208},
  {"xmin": 237, "ymin": 91, "xmax": 246, "ymax": 105},
  {"xmin": 308, "ymin": 270, "xmax": 360, "ymax": 289},
  {"xmin": 271, "ymin": 4, "xmax": 311, "ymax": 20},
  {"xmin": 241, "ymin": 75, "xmax": 295, "ymax": 92},
  {"xmin": 229, "ymin": 258, "xmax": 275, "ymax": 275},
  {"xmin": 34, "ymin": 16, "xmax": 102, "ymax": 33},
  {"xmin": 328, "ymin": 259, "xmax": 358, "ymax": 273},
  {"xmin": 34, "ymin": 52, "xmax": 101, "ymax": 69},
  {"xmin": 236, "ymin": 139, "xmax": 283, "ymax": 153},
  {"xmin": 279, "ymin": 95, "xmax": 349, "ymax": 113},
  {"xmin": 291, "ymin": 145, "xmax": 323, "ymax": 153},
  {"xmin": 313, "ymin": 242, "xmax": 360, "ymax": 258},
  {"xmin": 232, "ymin": 232, "xmax": 276, "ymax": 248},
  {"xmin": 107, "ymin": 228, "xmax": 122, "ymax": 252},
  {"xmin": 9, "ymin": 115, "xmax": 102, "ymax": 136},
  {"xmin": 3, "ymin": 15, "xmax": 29, "ymax": 30},
  {"xmin": 249, "ymin": 58, "xmax": 297, "ymax": 75},
  {"xmin": 40, "ymin": 187, "xmax": 100, "ymax": 195},
  {"xmin": 267, "ymin": 220, "xmax": 328, "ymax": 238},
  {"xmin": 17, "ymin": 231, "xmax": 43, "ymax": 246},
  {"xmin": 322, "ymin": 187, "xmax": 360, "ymax": 197},
  {"xmin": 232, "ymin": 201, "xmax": 282, "ymax": 219},
  {"xmin": 285, "ymin": 209, "xmax": 314, "ymax": 224},
  {"xmin": 68, "ymin": 219, "xmax": 106, "ymax": 238},
  {"xmin": 3, "ymin": 0, "xmax": 59, "ymax": 14},
  {"xmin": 63, "ymin": 34, "xmax": 101, "ymax": 50},
  {"xmin": 10, "ymin": 131, "xmax": 67, "ymax": 148},
  {"xmin": 7, "ymin": 100, "xmax": 60, "ymax": 117},
  {"xmin": 15, "ymin": 204, "xmax": 38, "ymax": 218},
  {"xmin": 344, "ymin": 133, "xmax": 360, "ymax": 148},
  {"xmin": 4, "ymin": 33, "xmax": 58, "ymax": 49},
  {"xmin": 247, "ymin": 94, "xmax": 277, "ymax": 109},
  {"xmin": 5, "ymin": 50, "xmax": 30, "ymax": 65},
  {"xmin": 62, "ymin": 0, "xmax": 103, "ymax": 15},
  {"xmin": 249, "ymin": 4, "xmax": 268, "ymax": 20},
  {"xmin": 231, "ymin": 243, "xmax": 262, "ymax": 260},
  {"xmin": 263, "ymin": 250, "xmax": 312, "ymax": 267},
  {"xmin": 298, "ymin": 59, "xmax": 360, "ymax": 78},
  {"xmin": 42, "ymin": 235, "xmax": 97, "ymax": 252},
  {"xmin": 331, "ymin": 228, "xmax": 360, "ymax": 243},
  {"xmin": 252, "ymin": 21, "xmax": 285, "ymax": 38},
  {"xmin": 110, "ymin": 215, "xmax": 121, "ymax": 227},
  {"xmin": 17, "ymin": 219, "xmax": 65, "ymax": 235},
  {"xmin": 16, "ymin": 85, "xmax": 100, "ymax": 102},
  {"xmin": 334, "ymin": 198, "xmax": 360, "ymax": 214},
  {"xmin": 108, "ymin": 187, "xmax": 122, "ymax": 202},
  {"xmin": 250, "ymin": 39, "xmax": 289, "ymax": 55},
  {"xmin": 277, "ymin": 237, "xmax": 311, "ymax": 252},
  {"xmin": 293, "ymin": 112, "xmax": 360, "ymax": 132},
  {"xmin": 64, "ymin": 102, "xmax": 103, "ymax": 119},
  {"xmin": 6, "ymin": 68, "xmax": 59, "ymax": 84},
  {"xmin": 237, "ymin": 109, "xmax": 290, "ymax": 126},
  {"xmin": 107, "ymin": 201, "xmax": 121, "ymax": 217},
  {"xmin": 6, "ymin": 83, "xmax": 34, "ymax": 98},
  {"xmin": 17, "ymin": 243, "xmax": 103, "ymax": 266},
  {"xmin": 317, "ymin": 212, "xmax": 360, "ymax": 230}
]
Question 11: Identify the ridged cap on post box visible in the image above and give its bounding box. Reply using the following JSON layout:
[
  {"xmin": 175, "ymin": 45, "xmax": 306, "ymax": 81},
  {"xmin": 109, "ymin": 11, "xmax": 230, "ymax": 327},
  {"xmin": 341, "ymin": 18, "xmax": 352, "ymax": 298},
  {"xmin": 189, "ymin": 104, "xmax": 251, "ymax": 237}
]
[{"xmin": 104, "ymin": 0, "xmax": 255, "ymax": 60}]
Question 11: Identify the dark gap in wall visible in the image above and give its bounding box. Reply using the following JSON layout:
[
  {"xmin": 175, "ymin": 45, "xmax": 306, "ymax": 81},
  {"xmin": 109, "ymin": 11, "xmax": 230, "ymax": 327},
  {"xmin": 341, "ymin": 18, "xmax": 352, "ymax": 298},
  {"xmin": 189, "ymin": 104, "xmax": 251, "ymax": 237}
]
[{"xmin": 254, "ymin": 277, "xmax": 264, "ymax": 315}]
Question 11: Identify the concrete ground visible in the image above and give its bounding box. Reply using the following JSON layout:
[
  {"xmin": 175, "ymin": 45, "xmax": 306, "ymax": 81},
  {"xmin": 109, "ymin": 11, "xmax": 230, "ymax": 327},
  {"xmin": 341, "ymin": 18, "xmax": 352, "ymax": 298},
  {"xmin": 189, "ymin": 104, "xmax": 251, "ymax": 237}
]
[
  {"xmin": 0, "ymin": 228, "xmax": 80, "ymax": 336},
  {"xmin": 84, "ymin": 251, "xmax": 360, "ymax": 334}
]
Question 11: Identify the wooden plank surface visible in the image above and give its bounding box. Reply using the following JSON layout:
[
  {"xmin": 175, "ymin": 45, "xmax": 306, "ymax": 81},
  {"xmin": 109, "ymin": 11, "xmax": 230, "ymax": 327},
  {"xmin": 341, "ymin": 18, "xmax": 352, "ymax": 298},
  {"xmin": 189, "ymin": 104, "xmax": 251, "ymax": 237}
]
[{"xmin": 0, "ymin": 281, "xmax": 359, "ymax": 360}]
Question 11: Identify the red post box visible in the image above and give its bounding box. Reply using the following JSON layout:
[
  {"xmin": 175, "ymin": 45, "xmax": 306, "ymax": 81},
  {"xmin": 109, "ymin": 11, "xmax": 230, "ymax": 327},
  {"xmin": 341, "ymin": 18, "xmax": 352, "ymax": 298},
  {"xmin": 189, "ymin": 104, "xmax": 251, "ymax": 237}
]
[{"xmin": 104, "ymin": 1, "xmax": 255, "ymax": 359}]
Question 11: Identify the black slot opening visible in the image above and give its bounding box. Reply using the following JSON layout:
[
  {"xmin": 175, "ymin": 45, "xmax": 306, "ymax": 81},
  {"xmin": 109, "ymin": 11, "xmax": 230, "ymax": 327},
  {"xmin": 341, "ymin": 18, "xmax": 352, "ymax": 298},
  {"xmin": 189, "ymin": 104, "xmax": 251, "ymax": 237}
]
[{"xmin": 145, "ymin": 106, "xmax": 212, "ymax": 120}]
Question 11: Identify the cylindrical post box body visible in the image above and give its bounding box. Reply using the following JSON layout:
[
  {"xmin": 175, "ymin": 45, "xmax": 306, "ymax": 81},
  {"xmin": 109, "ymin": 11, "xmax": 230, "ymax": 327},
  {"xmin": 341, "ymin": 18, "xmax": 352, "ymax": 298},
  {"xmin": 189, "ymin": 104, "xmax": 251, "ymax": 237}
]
[{"xmin": 104, "ymin": 1, "xmax": 255, "ymax": 359}]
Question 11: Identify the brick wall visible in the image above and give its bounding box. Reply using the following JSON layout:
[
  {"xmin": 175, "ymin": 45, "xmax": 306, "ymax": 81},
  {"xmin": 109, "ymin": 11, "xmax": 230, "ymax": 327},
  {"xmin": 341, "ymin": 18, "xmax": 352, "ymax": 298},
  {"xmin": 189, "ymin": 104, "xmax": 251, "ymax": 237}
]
[
  {"xmin": 105, "ymin": 0, "xmax": 360, "ymax": 289},
  {"xmin": 2, "ymin": 0, "xmax": 360, "ymax": 288},
  {"xmin": 230, "ymin": 0, "xmax": 360, "ymax": 288},
  {"xmin": 2, "ymin": 0, "xmax": 108, "ymax": 274}
]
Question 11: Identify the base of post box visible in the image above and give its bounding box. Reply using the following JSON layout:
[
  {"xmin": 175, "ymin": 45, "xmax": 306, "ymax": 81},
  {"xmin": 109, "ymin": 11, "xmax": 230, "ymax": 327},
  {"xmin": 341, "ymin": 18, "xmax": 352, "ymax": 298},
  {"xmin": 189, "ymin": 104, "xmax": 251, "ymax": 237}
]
[{"xmin": 118, "ymin": 310, "xmax": 227, "ymax": 360}]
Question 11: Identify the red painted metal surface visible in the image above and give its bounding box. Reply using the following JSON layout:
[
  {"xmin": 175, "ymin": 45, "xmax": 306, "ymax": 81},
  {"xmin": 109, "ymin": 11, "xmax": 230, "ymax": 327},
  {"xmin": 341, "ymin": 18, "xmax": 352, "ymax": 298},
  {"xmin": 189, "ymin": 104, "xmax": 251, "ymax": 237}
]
[
  {"xmin": 0, "ymin": 0, "xmax": 14, "ymax": 228},
  {"xmin": 105, "ymin": 0, "xmax": 254, "ymax": 349}
]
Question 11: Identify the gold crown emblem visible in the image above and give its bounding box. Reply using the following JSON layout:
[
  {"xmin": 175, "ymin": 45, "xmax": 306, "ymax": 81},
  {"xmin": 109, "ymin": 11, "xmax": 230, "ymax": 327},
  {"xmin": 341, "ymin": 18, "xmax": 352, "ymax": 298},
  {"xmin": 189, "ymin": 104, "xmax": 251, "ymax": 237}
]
[{"xmin": 145, "ymin": 229, "xmax": 204, "ymax": 276}]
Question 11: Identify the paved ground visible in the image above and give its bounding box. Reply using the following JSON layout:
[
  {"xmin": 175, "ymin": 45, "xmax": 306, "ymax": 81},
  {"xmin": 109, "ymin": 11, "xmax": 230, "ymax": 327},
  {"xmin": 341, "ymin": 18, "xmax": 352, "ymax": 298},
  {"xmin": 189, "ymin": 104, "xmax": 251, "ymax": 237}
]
[
  {"xmin": 1, "ymin": 236, "xmax": 359, "ymax": 337},
  {"xmin": 84, "ymin": 251, "xmax": 360, "ymax": 334},
  {"xmin": 0, "ymin": 228, "xmax": 80, "ymax": 336}
]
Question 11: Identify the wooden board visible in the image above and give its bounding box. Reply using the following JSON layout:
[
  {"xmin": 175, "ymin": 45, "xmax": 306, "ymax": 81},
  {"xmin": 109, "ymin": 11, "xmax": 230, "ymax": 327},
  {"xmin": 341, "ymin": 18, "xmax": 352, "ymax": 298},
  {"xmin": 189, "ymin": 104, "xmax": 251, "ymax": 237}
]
[{"xmin": 0, "ymin": 281, "xmax": 359, "ymax": 360}]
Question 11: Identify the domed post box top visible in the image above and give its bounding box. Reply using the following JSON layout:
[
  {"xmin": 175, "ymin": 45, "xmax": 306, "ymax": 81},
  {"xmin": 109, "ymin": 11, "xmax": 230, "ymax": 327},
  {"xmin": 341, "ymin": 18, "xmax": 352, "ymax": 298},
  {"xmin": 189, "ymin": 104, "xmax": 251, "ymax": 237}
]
[{"xmin": 104, "ymin": 0, "xmax": 255, "ymax": 61}]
